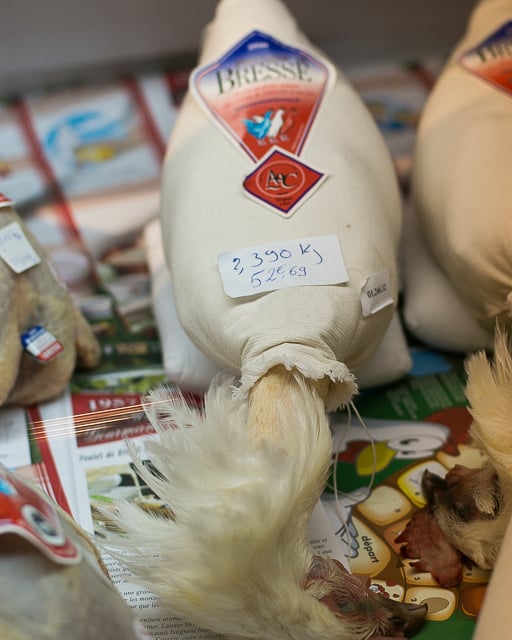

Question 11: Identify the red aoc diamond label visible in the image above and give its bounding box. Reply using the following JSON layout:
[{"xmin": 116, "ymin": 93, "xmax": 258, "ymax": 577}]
[{"xmin": 243, "ymin": 148, "xmax": 326, "ymax": 217}]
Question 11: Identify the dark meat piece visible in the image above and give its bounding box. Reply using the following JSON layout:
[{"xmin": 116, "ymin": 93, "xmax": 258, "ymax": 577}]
[{"xmin": 395, "ymin": 507, "xmax": 463, "ymax": 588}]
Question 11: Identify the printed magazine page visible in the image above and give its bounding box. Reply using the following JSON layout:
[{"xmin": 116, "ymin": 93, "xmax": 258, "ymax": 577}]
[
  {"xmin": 1, "ymin": 346, "xmax": 484, "ymax": 640},
  {"xmin": 325, "ymin": 348, "xmax": 486, "ymax": 640},
  {"xmin": 0, "ymin": 56, "xmax": 485, "ymax": 640},
  {"xmin": 18, "ymin": 387, "xmax": 349, "ymax": 640}
]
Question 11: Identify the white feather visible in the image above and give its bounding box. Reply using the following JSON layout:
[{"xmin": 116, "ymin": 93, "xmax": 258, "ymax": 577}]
[
  {"xmin": 466, "ymin": 326, "xmax": 512, "ymax": 475},
  {"xmin": 100, "ymin": 373, "xmax": 366, "ymax": 640}
]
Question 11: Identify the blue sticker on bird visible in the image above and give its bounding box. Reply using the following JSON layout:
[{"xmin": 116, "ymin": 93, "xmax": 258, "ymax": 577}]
[
  {"xmin": 191, "ymin": 30, "xmax": 335, "ymax": 162},
  {"xmin": 217, "ymin": 234, "xmax": 349, "ymax": 298},
  {"xmin": 21, "ymin": 325, "xmax": 64, "ymax": 362}
]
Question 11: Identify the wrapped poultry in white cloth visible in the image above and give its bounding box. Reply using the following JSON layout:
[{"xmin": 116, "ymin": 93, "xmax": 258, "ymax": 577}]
[
  {"xmin": 0, "ymin": 466, "xmax": 144, "ymax": 640},
  {"xmin": 0, "ymin": 195, "xmax": 101, "ymax": 407},
  {"xmin": 105, "ymin": 1, "xmax": 426, "ymax": 639},
  {"xmin": 403, "ymin": 0, "xmax": 512, "ymax": 352},
  {"xmin": 159, "ymin": 1, "xmax": 411, "ymax": 404}
]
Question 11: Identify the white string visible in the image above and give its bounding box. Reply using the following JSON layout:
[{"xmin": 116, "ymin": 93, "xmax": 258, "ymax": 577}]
[
  {"xmin": 349, "ymin": 400, "xmax": 377, "ymax": 495},
  {"xmin": 328, "ymin": 405, "xmax": 351, "ymax": 535},
  {"xmin": 328, "ymin": 400, "xmax": 378, "ymax": 552}
]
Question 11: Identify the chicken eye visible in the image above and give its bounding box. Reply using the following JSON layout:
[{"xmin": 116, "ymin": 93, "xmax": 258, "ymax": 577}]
[
  {"xmin": 452, "ymin": 502, "xmax": 471, "ymax": 521},
  {"xmin": 336, "ymin": 600, "xmax": 357, "ymax": 614}
]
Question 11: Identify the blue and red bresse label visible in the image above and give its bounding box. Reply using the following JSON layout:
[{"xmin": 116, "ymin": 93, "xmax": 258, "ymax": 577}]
[
  {"xmin": 459, "ymin": 21, "xmax": 512, "ymax": 97},
  {"xmin": 191, "ymin": 30, "xmax": 334, "ymax": 216}
]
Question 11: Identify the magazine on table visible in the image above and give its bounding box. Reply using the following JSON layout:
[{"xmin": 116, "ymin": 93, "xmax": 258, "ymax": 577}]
[
  {"xmin": 1, "ymin": 383, "xmax": 349, "ymax": 640},
  {"xmin": 1, "ymin": 55, "xmax": 481, "ymax": 640},
  {"xmin": 2, "ymin": 347, "xmax": 483, "ymax": 639}
]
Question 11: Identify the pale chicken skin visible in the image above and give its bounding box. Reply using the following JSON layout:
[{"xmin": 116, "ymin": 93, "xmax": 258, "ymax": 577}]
[{"xmin": 0, "ymin": 205, "xmax": 100, "ymax": 407}]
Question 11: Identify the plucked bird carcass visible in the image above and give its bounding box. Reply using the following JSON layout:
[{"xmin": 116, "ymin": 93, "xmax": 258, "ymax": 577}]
[
  {"xmin": 398, "ymin": 326, "xmax": 512, "ymax": 581},
  {"xmin": 0, "ymin": 466, "xmax": 143, "ymax": 640},
  {"xmin": 0, "ymin": 195, "xmax": 101, "ymax": 407},
  {"xmin": 424, "ymin": 325, "xmax": 512, "ymax": 639},
  {"xmin": 402, "ymin": 0, "xmax": 512, "ymax": 353},
  {"xmin": 397, "ymin": 324, "xmax": 512, "ymax": 587},
  {"xmin": 106, "ymin": 1, "xmax": 426, "ymax": 639}
]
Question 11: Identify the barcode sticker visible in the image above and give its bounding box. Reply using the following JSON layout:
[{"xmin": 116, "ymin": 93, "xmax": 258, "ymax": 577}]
[
  {"xmin": 21, "ymin": 326, "xmax": 64, "ymax": 362},
  {"xmin": 360, "ymin": 270, "xmax": 394, "ymax": 316}
]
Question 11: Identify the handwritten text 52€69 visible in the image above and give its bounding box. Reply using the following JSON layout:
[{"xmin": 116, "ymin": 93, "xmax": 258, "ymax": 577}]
[{"xmin": 217, "ymin": 235, "xmax": 348, "ymax": 298}]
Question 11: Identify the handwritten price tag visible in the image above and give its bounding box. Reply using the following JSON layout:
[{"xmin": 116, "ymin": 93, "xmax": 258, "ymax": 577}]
[
  {"xmin": 0, "ymin": 222, "xmax": 41, "ymax": 273},
  {"xmin": 218, "ymin": 235, "xmax": 349, "ymax": 298}
]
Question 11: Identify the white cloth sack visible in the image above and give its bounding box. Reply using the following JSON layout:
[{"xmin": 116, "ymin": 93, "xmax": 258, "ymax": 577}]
[
  {"xmin": 144, "ymin": 218, "xmax": 220, "ymax": 393},
  {"xmin": 160, "ymin": 0, "xmax": 410, "ymax": 409},
  {"xmin": 145, "ymin": 219, "xmax": 411, "ymax": 394},
  {"xmin": 404, "ymin": 0, "xmax": 512, "ymax": 352},
  {"xmin": 402, "ymin": 202, "xmax": 494, "ymax": 353}
]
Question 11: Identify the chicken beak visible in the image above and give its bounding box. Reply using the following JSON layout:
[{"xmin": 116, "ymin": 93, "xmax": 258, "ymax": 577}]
[{"xmin": 374, "ymin": 593, "xmax": 428, "ymax": 635}]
